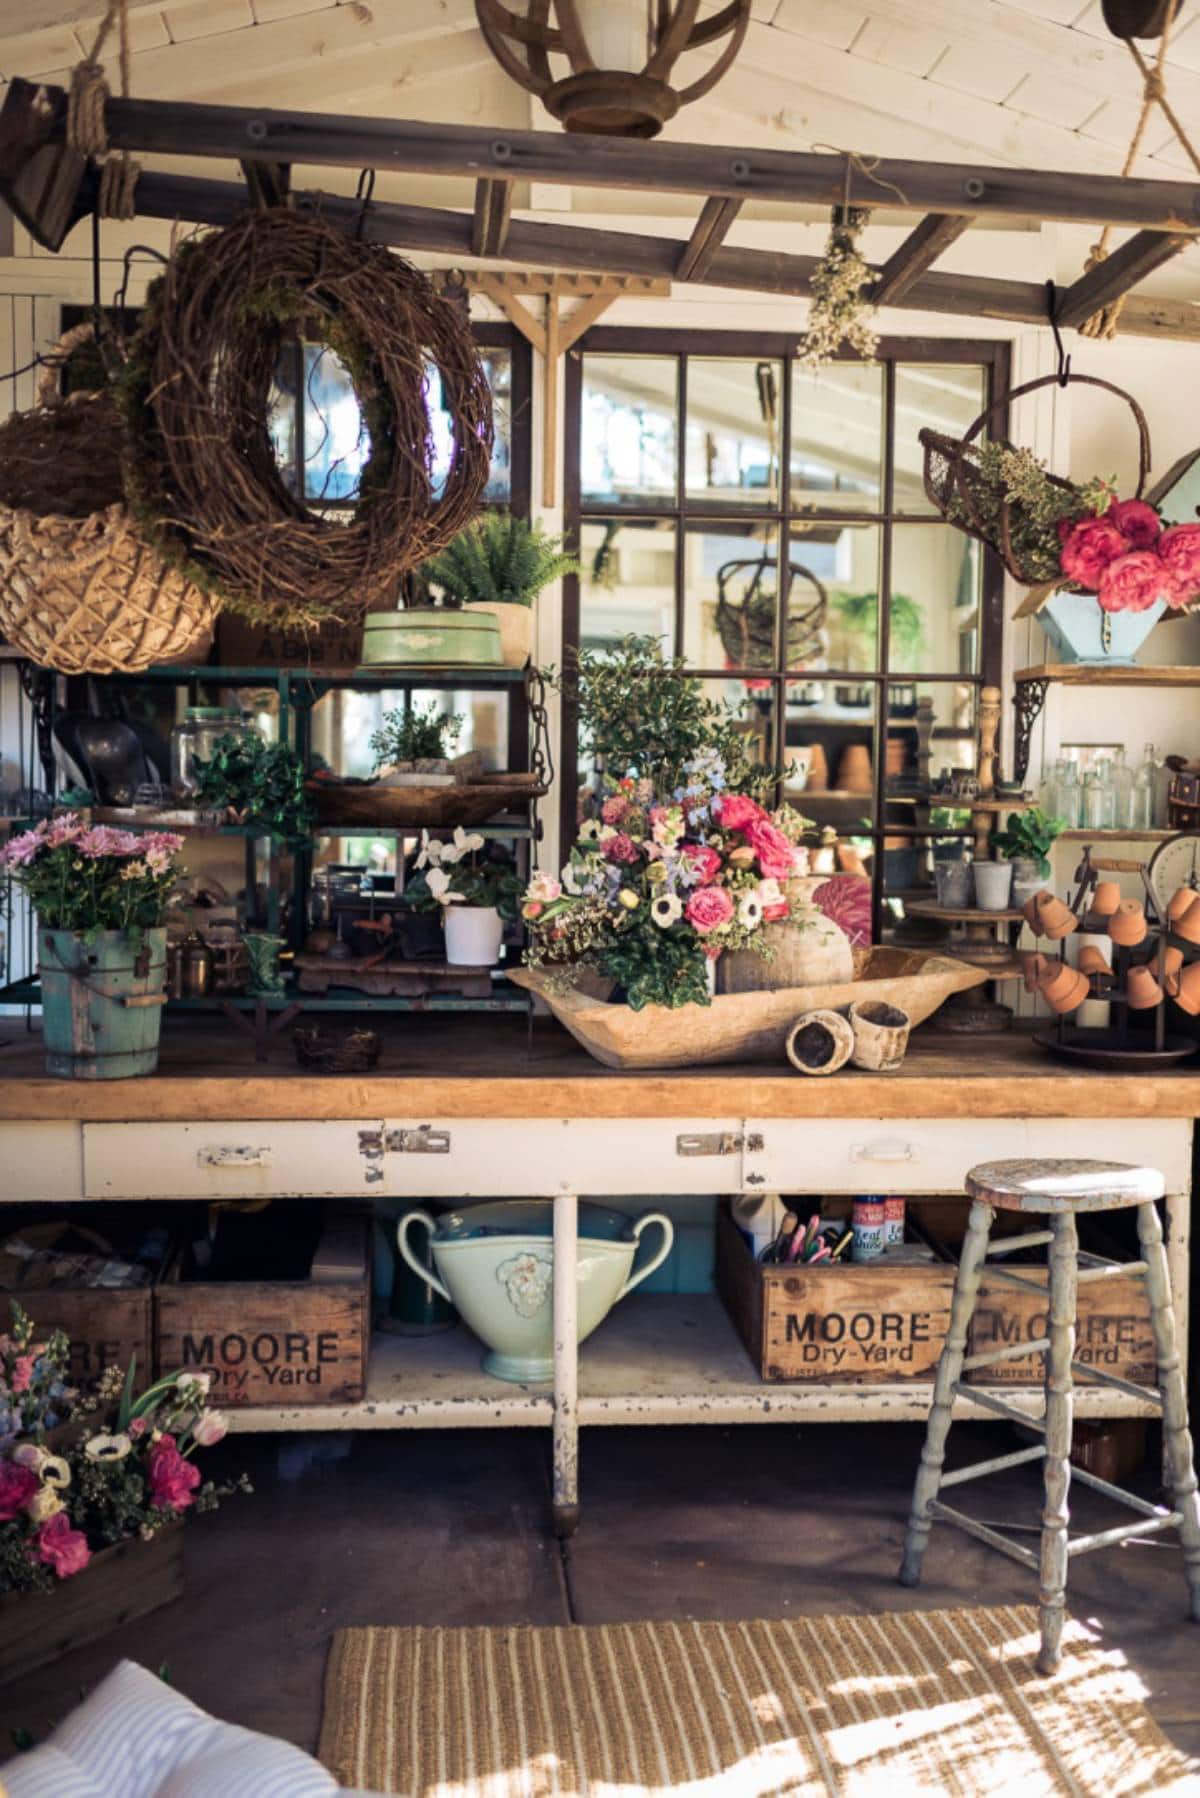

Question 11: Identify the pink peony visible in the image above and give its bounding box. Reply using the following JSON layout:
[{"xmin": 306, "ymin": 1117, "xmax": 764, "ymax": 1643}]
[
  {"xmin": 1097, "ymin": 549, "xmax": 1170, "ymax": 615},
  {"xmin": 603, "ymin": 832, "xmax": 639, "ymax": 865},
  {"xmin": 1156, "ymin": 523, "xmax": 1200, "ymax": 610},
  {"xmin": 9, "ymin": 1355, "xmax": 34, "ymax": 1395},
  {"xmin": 745, "ymin": 818, "xmax": 797, "ymax": 881},
  {"xmin": 685, "ymin": 885, "xmax": 735, "ymax": 935},
  {"xmin": 600, "ymin": 795, "xmax": 628, "ymax": 825},
  {"xmin": 1109, "ymin": 498, "xmax": 1162, "ymax": 550},
  {"xmin": 33, "ymin": 1512, "xmax": 91, "ymax": 1579},
  {"xmin": 684, "ymin": 844, "xmax": 722, "ymax": 883},
  {"xmin": 715, "ymin": 794, "xmax": 767, "ymax": 833},
  {"xmin": 146, "ymin": 1434, "xmax": 202, "ymax": 1512},
  {"xmin": 0, "ymin": 1461, "xmax": 39, "ymax": 1521},
  {"xmin": 1060, "ymin": 515, "xmax": 1130, "ymax": 588}
]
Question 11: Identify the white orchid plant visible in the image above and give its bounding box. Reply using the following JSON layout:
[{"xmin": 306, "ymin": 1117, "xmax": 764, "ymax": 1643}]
[{"xmin": 410, "ymin": 829, "xmax": 523, "ymax": 918}]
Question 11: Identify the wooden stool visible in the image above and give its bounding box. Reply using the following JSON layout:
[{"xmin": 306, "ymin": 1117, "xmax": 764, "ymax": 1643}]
[{"xmin": 899, "ymin": 1158, "xmax": 1200, "ymax": 1674}]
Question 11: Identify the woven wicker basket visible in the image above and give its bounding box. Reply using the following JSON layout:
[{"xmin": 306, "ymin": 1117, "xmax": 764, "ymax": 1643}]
[{"xmin": 0, "ymin": 328, "xmax": 219, "ymax": 674}]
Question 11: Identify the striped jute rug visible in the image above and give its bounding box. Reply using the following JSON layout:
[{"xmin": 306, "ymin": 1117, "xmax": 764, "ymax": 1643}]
[{"xmin": 318, "ymin": 1605, "xmax": 1199, "ymax": 1796}]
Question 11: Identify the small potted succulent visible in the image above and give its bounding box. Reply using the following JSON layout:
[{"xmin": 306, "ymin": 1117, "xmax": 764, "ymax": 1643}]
[
  {"xmin": 409, "ymin": 830, "xmax": 523, "ymax": 966},
  {"xmin": 421, "ymin": 512, "xmax": 578, "ymax": 669},
  {"xmin": 994, "ymin": 807, "xmax": 1067, "ymax": 909}
]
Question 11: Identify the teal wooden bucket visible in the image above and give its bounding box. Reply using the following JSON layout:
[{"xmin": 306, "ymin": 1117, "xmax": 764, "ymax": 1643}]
[{"xmin": 38, "ymin": 928, "xmax": 168, "ymax": 1080}]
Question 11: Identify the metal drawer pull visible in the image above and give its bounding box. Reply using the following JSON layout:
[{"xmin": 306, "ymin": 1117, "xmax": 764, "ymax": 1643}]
[
  {"xmin": 389, "ymin": 1128, "xmax": 451, "ymax": 1155},
  {"xmin": 676, "ymin": 1132, "xmax": 741, "ymax": 1157},
  {"xmin": 851, "ymin": 1141, "xmax": 917, "ymax": 1164},
  {"xmin": 197, "ymin": 1145, "xmax": 271, "ymax": 1169}
]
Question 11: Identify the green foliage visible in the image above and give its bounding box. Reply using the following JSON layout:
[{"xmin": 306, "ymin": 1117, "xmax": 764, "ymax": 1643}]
[
  {"xmin": 369, "ymin": 703, "xmax": 463, "ymax": 768},
  {"xmin": 832, "ymin": 590, "xmax": 925, "ymax": 662},
  {"xmin": 422, "ymin": 512, "xmax": 578, "ymax": 609},
  {"xmin": 560, "ymin": 633, "xmax": 776, "ymax": 797},
  {"xmin": 945, "ymin": 442, "xmax": 1114, "ymax": 585},
  {"xmin": 993, "ymin": 806, "xmax": 1066, "ymax": 878},
  {"xmin": 600, "ymin": 920, "xmax": 712, "ymax": 1011},
  {"xmin": 192, "ymin": 734, "xmax": 313, "ymax": 845}
]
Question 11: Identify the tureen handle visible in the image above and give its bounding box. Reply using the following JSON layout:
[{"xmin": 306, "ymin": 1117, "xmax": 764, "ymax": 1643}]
[
  {"xmin": 396, "ymin": 1210, "xmax": 453, "ymax": 1305},
  {"xmin": 616, "ymin": 1212, "xmax": 675, "ymax": 1302}
]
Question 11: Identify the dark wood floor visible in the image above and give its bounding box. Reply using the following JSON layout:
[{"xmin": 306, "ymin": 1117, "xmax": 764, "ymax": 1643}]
[{"xmin": 1, "ymin": 1422, "xmax": 1197, "ymax": 1770}]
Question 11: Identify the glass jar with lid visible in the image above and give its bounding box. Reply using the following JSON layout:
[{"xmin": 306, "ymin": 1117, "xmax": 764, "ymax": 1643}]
[{"xmin": 170, "ymin": 706, "xmax": 257, "ymax": 801}]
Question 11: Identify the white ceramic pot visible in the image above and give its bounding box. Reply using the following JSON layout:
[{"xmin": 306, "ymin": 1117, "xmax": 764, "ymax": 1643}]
[
  {"xmin": 463, "ymin": 601, "xmax": 534, "ymax": 669},
  {"xmin": 396, "ymin": 1200, "xmax": 674, "ymax": 1383},
  {"xmin": 443, "ymin": 904, "xmax": 504, "ymax": 966},
  {"xmin": 972, "ymin": 859, "xmax": 1014, "ymax": 912}
]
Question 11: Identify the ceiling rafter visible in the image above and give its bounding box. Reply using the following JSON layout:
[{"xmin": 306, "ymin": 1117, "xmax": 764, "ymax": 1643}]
[
  {"xmin": 1053, "ymin": 229, "xmax": 1193, "ymax": 328},
  {"xmin": 870, "ymin": 213, "xmax": 974, "ymax": 306},
  {"xmin": 676, "ymin": 195, "xmax": 743, "ymax": 281}
]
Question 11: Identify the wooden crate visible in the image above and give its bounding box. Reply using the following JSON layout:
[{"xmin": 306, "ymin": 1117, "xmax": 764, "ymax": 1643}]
[
  {"xmin": 155, "ymin": 1208, "xmax": 371, "ymax": 1408},
  {"xmin": 715, "ymin": 1203, "xmax": 957, "ymax": 1383},
  {"xmin": 2, "ymin": 1286, "xmax": 153, "ymax": 1393},
  {"xmin": 0, "ymin": 1525, "xmax": 183, "ymax": 1689},
  {"xmin": 966, "ymin": 1267, "xmax": 1156, "ymax": 1387}
]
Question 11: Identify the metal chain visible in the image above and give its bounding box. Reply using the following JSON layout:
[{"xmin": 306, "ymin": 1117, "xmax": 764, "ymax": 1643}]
[{"xmin": 525, "ymin": 663, "xmax": 554, "ymax": 848}]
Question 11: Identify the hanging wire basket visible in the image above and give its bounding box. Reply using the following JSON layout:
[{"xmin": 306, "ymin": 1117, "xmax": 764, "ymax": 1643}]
[{"xmin": 714, "ymin": 555, "xmax": 828, "ymax": 667}]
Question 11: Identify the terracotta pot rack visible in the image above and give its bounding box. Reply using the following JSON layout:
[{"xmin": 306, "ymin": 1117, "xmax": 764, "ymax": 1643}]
[{"xmin": 1, "ymin": 76, "xmax": 1198, "ymax": 339}]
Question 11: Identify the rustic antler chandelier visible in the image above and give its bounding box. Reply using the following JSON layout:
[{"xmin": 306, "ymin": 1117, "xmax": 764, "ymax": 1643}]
[{"xmin": 475, "ymin": 0, "xmax": 751, "ymax": 137}]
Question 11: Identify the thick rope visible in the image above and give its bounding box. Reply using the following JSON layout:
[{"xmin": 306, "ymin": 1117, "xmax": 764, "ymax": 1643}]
[
  {"xmin": 1080, "ymin": 5, "xmax": 1183, "ymax": 338},
  {"xmin": 66, "ymin": 0, "xmax": 141, "ymax": 222}
]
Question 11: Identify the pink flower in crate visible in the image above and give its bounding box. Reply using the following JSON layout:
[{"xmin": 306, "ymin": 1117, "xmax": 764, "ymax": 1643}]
[
  {"xmin": 127, "ymin": 1417, "xmax": 148, "ymax": 1439},
  {"xmin": 1108, "ymin": 498, "xmax": 1162, "ymax": 550},
  {"xmin": 1060, "ymin": 515, "xmax": 1130, "ymax": 588},
  {"xmin": 684, "ymin": 844, "xmax": 722, "ymax": 883},
  {"xmin": 1156, "ymin": 524, "xmax": 1200, "ymax": 609},
  {"xmin": 1097, "ymin": 550, "xmax": 1170, "ymax": 614},
  {"xmin": 33, "ymin": 1512, "xmax": 91, "ymax": 1579},
  {"xmin": 745, "ymin": 818, "xmax": 797, "ymax": 881},
  {"xmin": 9, "ymin": 1355, "xmax": 34, "ymax": 1395},
  {"xmin": 685, "ymin": 885, "xmax": 735, "ymax": 934},
  {"xmin": 146, "ymin": 1434, "xmax": 202, "ymax": 1511},
  {"xmin": 715, "ymin": 793, "xmax": 766, "ymax": 833},
  {"xmin": 0, "ymin": 1460, "xmax": 39, "ymax": 1521},
  {"xmin": 191, "ymin": 1411, "xmax": 228, "ymax": 1448}
]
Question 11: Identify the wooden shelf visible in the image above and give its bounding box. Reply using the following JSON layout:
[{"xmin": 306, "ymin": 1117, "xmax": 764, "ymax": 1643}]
[
  {"xmin": 1016, "ymin": 664, "xmax": 1200, "ymax": 687},
  {"xmin": 221, "ymin": 1295, "xmax": 1157, "ymax": 1433},
  {"xmin": 1057, "ymin": 829, "xmax": 1172, "ymax": 843},
  {"xmin": 905, "ymin": 900, "xmax": 1024, "ymax": 923}
]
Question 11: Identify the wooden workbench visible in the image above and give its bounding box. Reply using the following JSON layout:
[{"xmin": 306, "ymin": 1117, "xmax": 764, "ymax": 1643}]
[{"xmin": 0, "ymin": 1016, "xmax": 1193, "ymax": 1533}]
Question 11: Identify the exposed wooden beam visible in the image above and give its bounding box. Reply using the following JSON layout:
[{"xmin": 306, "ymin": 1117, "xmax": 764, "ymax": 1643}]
[
  {"xmin": 124, "ymin": 170, "xmax": 1200, "ymax": 341},
  {"xmin": 676, "ymin": 195, "xmax": 743, "ymax": 281},
  {"xmin": 870, "ymin": 213, "xmax": 973, "ymax": 306},
  {"xmin": 0, "ymin": 78, "xmax": 88, "ymax": 252},
  {"xmin": 10, "ymin": 80, "xmax": 1197, "ymax": 232},
  {"xmin": 239, "ymin": 158, "xmax": 291, "ymax": 210},
  {"xmin": 471, "ymin": 176, "xmax": 512, "ymax": 258},
  {"xmin": 1054, "ymin": 230, "xmax": 1192, "ymax": 329}
]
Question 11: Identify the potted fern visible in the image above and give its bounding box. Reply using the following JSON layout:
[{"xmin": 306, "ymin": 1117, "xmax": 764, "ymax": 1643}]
[{"xmin": 423, "ymin": 512, "xmax": 579, "ymax": 668}]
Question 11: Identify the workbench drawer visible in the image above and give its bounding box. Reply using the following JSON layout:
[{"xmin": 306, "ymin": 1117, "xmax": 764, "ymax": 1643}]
[
  {"xmin": 0, "ymin": 1123, "xmax": 83, "ymax": 1202},
  {"xmin": 378, "ymin": 1118, "xmax": 745, "ymax": 1197},
  {"xmin": 743, "ymin": 1119, "xmax": 1192, "ymax": 1196},
  {"xmin": 82, "ymin": 1121, "xmax": 387, "ymax": 1199}
]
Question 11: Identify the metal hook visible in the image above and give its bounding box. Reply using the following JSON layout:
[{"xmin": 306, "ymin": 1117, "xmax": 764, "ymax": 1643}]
[
  {"xmin": 355, "ymin": 168, "xmax": 376, "ymax": 241},
  {"xmin": 1045, "ymin": 278, "xmax": 1071, "ymax": 388}
]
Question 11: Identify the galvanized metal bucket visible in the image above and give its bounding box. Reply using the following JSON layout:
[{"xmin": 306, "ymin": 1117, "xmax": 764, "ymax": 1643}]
[{"xmin": 38, "ymin": 927, "xmax": 168, "ymax": 1080}]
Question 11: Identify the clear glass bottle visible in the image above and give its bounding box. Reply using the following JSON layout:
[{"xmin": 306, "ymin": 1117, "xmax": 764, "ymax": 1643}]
[
  {"xmin": 1056, "ymin": 759, "xmax": 1081, "ymax": 829},
  {"xmin": 1039, "ymin": 758, "xmax": 1060, "ymax": 818},
  {"xmin": 1132, "ymin": 742, "xmax": 1158, "ymax": 830},
  {"xmin": 1083, "ymin": 766, "xmax": 1106, "ymax": 831},
  {"xmin": 1110, "ymin": 747, "xmax": 1134, "ymax": 832}
]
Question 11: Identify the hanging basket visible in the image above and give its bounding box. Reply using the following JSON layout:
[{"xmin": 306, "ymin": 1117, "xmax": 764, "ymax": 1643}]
[
  {"xmin": 0, "ymin": 327, "xmax": 218, "ymax": 674},
  {"xmin": 714, "ymin": 556, "xmax": 827, "ymax": 668},
  {"xmin": 120, "ymin": 208, "xmax": 494, "ymax": 630},
  {"xmin": 919, "ymin": 371, "xmax": 1153, "ymax": 589}
]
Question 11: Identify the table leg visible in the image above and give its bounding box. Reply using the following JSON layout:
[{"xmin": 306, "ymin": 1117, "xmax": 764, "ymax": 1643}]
[
  {"xmin": 552, "ymin": 1189, "xmax": 579, "ymax": 1539},
  {"xmin": 1138, "ymin": 1199, "xmax": 1200, "ymax": 1623},
  {"xmin": 1038, "ymin": 1209, "xmax": 1077, "ymax": 1676}
]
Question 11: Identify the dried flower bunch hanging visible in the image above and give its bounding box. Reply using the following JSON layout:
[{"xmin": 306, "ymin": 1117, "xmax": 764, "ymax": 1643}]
[
  {"xmin": 798, "ymin": 208, "xmax": 879, "ymax": 370},
  {"xmin": 120, "ymin": 208, "xmax": 494, "ymax": 629}
]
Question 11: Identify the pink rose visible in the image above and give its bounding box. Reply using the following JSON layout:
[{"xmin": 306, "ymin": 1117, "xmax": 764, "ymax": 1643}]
[
  {"xmin": 33, "ymin": 1512, "xmax": 91, "ymax": 1579},
  {"xmin": 600, "ymin": 795, "xmax": 628, "ymax": 825},
  {"xmin": 146, "ymin": 1434, "xmax": 201, "ymax": 1512},
  {"xmin": 685, "ymin": 885, "xmax": 735, "ymax": 935},
  {"xmin": 0, "ymin": 1460, "xmax": 39, "ymax": 1521},
  {"xmin": 1097, "ymin": 549, "xmax": 1170, "ymax": 615},
  {"xmin": 745, "ymin": 818, "xmax": 797, "ymax": 880},
  {"xmin": 603, "ymin": 832, "xmax": 639, "ymax": 865},
  {"xmin": 1060, "ymin": 515, "xmax": 1130, "ymax": 588},
  {"xmin": 1109, "ymin": 498, "xmax": 1162, "ymax": 550},
  {"xmin": 1156, "ymin": 523, "xmax": 1200, "ymax": 610},
  {"xmin": 9, "ymin": 1355, "xmax": 34, "ymax": 1395},
  {"xmin": 684, "ymin": 845, "xmax": 722, "ymax": 883},
  {"xmin": 715, "ymin": 794, "xmax": 766, "ymax": 833},
  {"xmin": 127, "ymin": 1417, "xmax": 148, "ymax": 1439}
]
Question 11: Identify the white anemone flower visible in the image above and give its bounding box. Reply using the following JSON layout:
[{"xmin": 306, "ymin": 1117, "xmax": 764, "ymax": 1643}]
[
  {"xmin": 578, "ymin": 820, "xmax": 601, "ymax": 843},
  {"xmin": 738, "ymin": 892, "xmax": 764, "ymax": 929},
  {"xmin": 39, "ymin": 1453, "xmax": 71, "ymax": 1488},
  {"xmin": 652, "ymin": 893, "xmax": 683, "ymax": 928},
  {"xmin": 84, "ymin": 1432, "xmax": 133, "ymax": 1463}
]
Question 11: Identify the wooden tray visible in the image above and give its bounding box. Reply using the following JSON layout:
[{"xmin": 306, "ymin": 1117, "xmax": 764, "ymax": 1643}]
[
  {"xmin": 307, "ymin": 772, "xmax": 547, "ymax": 829},
  {"xmin": 510, "ymin": 949, "xmax": 988, "ymax": 1070},
  {"xmin": 294, "ymin": 953, "xmax": 495, "ymax": 997}
]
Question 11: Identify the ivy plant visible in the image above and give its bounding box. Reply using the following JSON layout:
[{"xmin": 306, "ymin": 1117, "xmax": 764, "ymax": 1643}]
[{"xmin": 192, "ymin": 734, "xmax": 313, "ymax": 845}]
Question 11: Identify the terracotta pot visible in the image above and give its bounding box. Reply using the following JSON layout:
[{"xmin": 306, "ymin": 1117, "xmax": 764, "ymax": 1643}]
[
  {"xmin": 1173, "ymin": 897, "xmax": 1200, "ymax": 945},
  {"xmin": 848, "ymin": 999, "xmax": 911, "ymax": 1071},
  {"xmin": 1022, "ymin": 889, "xmax": 1054, "ymax": 934},
  {"xmin": 1038, "ymin": 962, "xmax": 1089, "ymax": 1014},
  {"xmin": 785, "ymin": 1008, "xmax": 855, "ymax": 1076},
  {"xmin": 885, "ymin": 735, "xmax": 907, "ymax": 778},
  {"xmin": 1174, "ymin": 961, "xmax": 1200, "ymax": 1015},
  {"xmin": 1036, "ymin": 894, "xmax": 1078, "ymax": 941},
  {"xmin": 836, "ymin": 743, "xmax": 873, "ymax": 795},
  {"xmin": 801, "ymin": 743, "xmax": 828, "ymax": 793},
  {"xmin": 1077, "ymin": 944, "xmax": 1112, "ymax": 978},
  {"xmin": 1020, "ymin": 950, "xmax": 1049, "ymax": 993},
  {"xmin": 1126, "ymin": 965, "xmax": 1164, "ymax": 1009},
  {"xmin": 1107, "ymin": 900, "xmax": 1147, "ymax": 947},
  {"xmin": 1167, "ymin": 886, "xmax": 1196, "ymax": 924},
  {"xmin": 1151, "ymin": 944, "xmax": 1184, "ymax": 994},
  {"xmin": 1092, "ymin": 880, "xmax": 1122, "ymax": 918}
]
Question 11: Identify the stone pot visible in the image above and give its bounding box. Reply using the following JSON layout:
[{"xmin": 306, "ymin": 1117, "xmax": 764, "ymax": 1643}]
[
  {"xmin": 934, "ymin": 858, "xmax": 972, "ymax": 909},
  {"xmin": 848, "ymin": 998, "xmax": 911, "ymax": 1071},
  {"xmin": 1009, "ymin": 856, "xmax": 1043, "ymax": 912},
  {"xmin": 463, "ymin": 601, "xmax": 534, "ymax": 668},
  {"xmin": 443, "ymin": 904, "xmax": 504, "ymax": 967},
  {"xmin": 784, "ymin": 1009, "xmax": 854, "ymax": 1076},
  {"xmin": 716, "ymin": 883, "xmax": 853, "ymax": 995},
  {"xmin": 972, "ymin": 859, "xmax": 1014, "ymax": 912},
  {"xmin": 396, "ymin": 1200, "xmax": 673, "ymax": 1383}
]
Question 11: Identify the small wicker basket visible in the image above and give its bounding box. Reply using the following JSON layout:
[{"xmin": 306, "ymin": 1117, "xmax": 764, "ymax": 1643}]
[{"xmin": 0, "ymin": 327, "xmax": 219, "ymax": 674}]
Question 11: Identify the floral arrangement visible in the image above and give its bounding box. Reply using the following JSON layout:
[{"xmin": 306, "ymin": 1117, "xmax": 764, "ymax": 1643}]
[
  {"xmin": 0, "ymin": 1304, "xmax": 249, "ymax": 1597},
  {"xmin": 0, "ymin": 816, "xmax": 184, "ymax": 934},
  {"xmin": 409, "ymin": 828, "xmax": 523, "ymax": 918},
  {"xmin": 799, "ymin": 208, "xmax": 879, "ymax": 370},
  {"xmin": 521, "ymin": 752, "xmax": 814, "ymax": 1010},
  {"xmin": 1058, "ymin": 499, "xmax": 1200, "ymax": 616}
]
